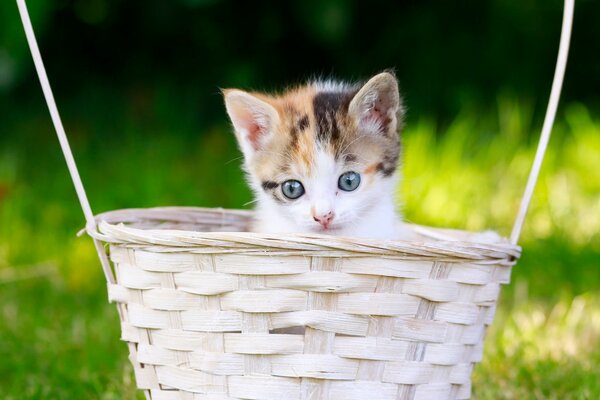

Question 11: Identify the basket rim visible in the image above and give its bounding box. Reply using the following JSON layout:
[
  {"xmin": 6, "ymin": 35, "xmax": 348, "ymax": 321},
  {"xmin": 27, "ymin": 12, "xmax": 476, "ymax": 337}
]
[{"xmin": 87, "ymin": 206, "xmax": 521, "ymax": 264}]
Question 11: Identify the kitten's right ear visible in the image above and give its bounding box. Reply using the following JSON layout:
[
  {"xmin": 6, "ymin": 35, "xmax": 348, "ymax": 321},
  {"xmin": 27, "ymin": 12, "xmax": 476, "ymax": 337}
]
[
  {"xmin": 349, "ymin": 72, "xmax": 403, "ymax": 136},
  {"xmin": 223, "ymin": 89, "xmax": 279, "ymax": 158}
]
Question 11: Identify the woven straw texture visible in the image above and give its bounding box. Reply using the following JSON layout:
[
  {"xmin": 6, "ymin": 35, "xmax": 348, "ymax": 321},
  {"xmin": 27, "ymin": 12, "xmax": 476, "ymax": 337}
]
[{"xmin": 90, "ymin": 207, "xmax": 520, "ymax": 400}]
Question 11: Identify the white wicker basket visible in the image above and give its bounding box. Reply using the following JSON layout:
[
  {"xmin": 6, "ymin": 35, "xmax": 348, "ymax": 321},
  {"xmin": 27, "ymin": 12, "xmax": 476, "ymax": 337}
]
[
  {"xmin": 89, "ymin": 207, "xmax": 520, "ymax": 400},
  {"xmin": 17, "ymin": 0, "xmax": 573, "ymax": 397}
]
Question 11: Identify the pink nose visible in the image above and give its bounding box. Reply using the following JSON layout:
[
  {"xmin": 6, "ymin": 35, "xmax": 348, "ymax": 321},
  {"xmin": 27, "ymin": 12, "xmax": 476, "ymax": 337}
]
[{"xmin": 313, "ymin": 211, "xmax": 335, "ymax": 229}]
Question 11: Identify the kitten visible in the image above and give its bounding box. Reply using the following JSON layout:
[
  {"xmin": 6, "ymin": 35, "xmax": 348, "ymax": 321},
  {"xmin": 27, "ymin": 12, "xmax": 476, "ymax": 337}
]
[{"xmin": 223, "ymin": 72, "xmax": 409, "ymax": 240}]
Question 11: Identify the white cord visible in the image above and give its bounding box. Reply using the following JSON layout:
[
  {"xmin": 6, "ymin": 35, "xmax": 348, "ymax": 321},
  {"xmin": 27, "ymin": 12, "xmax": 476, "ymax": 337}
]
[
  {"xmin": 17, "ymin": 0, "xmax": 116, "ymax": 283},
  {"xmin": 510, "ymin": 0, "xmax": 575, "ymax": 244},
  {"xmin": 17, "ymin": 0, "xmax": 95, "ymax": 226}
]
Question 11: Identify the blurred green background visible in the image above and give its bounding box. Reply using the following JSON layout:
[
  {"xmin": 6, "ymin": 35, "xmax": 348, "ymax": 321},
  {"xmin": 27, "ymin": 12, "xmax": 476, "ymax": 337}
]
[{"xmin": 1, "ymin": 0, "xmax": 599, "ymax": 399}]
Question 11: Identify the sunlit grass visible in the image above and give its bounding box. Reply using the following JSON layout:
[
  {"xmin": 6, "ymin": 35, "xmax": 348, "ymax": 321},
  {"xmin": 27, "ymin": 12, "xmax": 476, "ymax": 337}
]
[
  {"xmin": 401, "ymin": 101, "xmax": 600, "ymax": 246},
  {"xmin": 499, "ymin": 294, "xmax": 600, "ymax": 363},
  {"xmin": 475, "ymin": 293, "xmax": 600, "ymax": 399},
  {"xmin": 0, "ymin": 98, "xmax": 598, "ymax": 398}
]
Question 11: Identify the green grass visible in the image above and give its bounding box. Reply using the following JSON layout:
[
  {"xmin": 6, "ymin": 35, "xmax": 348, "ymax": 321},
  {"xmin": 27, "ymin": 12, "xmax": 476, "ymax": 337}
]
[{"xmin": 0, "ymin": 97, "xmax": 599, "ymax": 399}]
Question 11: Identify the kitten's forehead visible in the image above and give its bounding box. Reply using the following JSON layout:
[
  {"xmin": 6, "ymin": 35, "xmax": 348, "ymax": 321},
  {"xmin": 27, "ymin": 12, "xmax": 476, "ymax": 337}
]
[
  {"xmin": 251, "ymin": 81, "xmax": 399, "ymax": 181},
  {"xmin": 278, "ymin": 85, "xmax": 358, "ymax": 173},
  {"xmin": 312, "ymin": 90, "xmax": 357, "ymax": 146}
]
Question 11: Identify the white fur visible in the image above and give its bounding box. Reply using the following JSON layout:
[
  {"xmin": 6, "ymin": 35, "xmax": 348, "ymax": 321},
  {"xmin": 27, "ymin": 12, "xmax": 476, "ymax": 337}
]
[{"xmin": 312, "ymin": 80, "xmax": 355, "ymax": 93}]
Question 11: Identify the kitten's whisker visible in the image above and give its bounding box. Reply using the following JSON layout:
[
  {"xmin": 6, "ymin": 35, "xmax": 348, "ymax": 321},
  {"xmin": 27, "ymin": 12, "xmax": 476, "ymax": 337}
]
[{"xmin": 225, "ymin": 155, "xmax": 245, "ymax": 165}]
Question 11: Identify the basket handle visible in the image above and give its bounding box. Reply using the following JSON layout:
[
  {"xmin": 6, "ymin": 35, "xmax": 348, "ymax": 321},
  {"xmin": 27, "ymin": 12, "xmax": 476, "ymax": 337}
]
[
  {"xmin": 16, "ymin": 0, "xmax": 115, "ymax": 284},
  {"xmin": 16, "ymin": 0, "xmax": 574, "ymax": 257},
  {"xmin": 509, "ymin": 0, "xmax": 574, "ymax": 244}
]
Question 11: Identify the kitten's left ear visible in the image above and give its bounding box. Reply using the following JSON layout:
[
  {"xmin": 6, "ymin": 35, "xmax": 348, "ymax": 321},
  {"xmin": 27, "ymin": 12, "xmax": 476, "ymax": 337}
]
[{"xmin": 349, "ymin": 72, "xmax": 404, "ymax": 135}]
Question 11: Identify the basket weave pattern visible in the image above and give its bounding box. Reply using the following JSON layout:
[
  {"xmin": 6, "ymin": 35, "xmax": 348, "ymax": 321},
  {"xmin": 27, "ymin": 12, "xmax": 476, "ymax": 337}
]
[{"xmin": 94, "ymin": 207, "xmax": 519, "ymax": 400}]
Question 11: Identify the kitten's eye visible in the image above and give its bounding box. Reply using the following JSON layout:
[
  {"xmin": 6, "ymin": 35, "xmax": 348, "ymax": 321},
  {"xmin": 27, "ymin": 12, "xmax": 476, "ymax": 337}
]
[
  {"xmin": 338, "ymin": 171, "xmax": 361, "ymax": 192},
  {"xmin": 282, "ymin": 180, "xmax": 305, "ymax": 199}
]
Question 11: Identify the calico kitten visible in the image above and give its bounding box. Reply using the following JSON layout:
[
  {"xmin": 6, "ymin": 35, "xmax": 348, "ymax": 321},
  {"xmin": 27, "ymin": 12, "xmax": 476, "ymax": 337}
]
[{"xmin": 223, "ymin": 72, "xmax": 409, "ymax": 239}]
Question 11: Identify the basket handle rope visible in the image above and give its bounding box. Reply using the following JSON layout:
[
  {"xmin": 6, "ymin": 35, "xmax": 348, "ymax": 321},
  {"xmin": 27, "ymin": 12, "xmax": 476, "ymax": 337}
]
[
  {"xmin": 16, "ymin": 0, "xmax": 574, "ymax": 263},
  {"xmin": 16, "ymin": 0, "xmax": 115, "ymax": 284},
  {"xmin": 510, "ymin": 0, "xmax": 574, "ymax": 244}
]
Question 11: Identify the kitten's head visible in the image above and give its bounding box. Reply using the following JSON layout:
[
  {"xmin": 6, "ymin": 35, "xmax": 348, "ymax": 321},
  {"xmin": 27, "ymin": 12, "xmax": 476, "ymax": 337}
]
[{"xmin": 223, "ymin": 72, "xmax": 404, "ymax": 234}]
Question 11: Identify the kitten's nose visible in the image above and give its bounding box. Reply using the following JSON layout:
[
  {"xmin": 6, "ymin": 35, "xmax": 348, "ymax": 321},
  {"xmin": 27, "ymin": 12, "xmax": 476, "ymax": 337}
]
[{"xmin": 313, "ymin": 211, "xmax": 335, "ymax": 229}]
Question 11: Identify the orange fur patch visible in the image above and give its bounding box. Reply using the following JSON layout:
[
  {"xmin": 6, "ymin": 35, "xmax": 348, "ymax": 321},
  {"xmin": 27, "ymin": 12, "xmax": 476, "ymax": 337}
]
[{"xmin": 364, "ymin": 163, "xmax": 379, "ymax": 175}]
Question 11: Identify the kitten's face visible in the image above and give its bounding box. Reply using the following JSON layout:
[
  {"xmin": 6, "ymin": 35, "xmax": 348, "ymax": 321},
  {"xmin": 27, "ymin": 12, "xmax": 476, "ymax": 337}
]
[{"xmin": 224, "ymin": 72, "xmax": 404, "ymax": 234}]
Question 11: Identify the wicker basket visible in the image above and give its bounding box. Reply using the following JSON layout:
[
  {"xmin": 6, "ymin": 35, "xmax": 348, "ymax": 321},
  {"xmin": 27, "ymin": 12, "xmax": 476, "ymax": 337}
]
[{"xmin": 89, "ymin": 207, "xmax": 520, "ymax": 400}]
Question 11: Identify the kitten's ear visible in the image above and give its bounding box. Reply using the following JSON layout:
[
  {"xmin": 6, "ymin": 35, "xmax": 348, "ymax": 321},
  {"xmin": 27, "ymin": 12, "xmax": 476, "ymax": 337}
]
[
  {"xmin": 223, "ymin": 89, "xmax": 280, "ymax": 157},
  {"xmin": 349, "ymin": 72, "xmax": 404, "ymax": 135}
]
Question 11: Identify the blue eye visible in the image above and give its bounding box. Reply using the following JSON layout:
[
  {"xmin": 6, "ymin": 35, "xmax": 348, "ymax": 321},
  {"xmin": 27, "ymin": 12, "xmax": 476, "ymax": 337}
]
[
  {"xmin": 282, "ymin": 180, "xmax": 305, "ymax": 199},
  {"xmin": 338, "ymin": 171, "xmax": 361, "ymax": 191}
]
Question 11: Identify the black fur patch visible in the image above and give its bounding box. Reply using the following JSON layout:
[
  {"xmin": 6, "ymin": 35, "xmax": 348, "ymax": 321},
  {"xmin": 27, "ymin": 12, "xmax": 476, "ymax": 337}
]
[
  {"xmin": 287, "ymin": 111, "xmax": 306, "ymax": 151},
  {"xmin": 313, "ymin": 91, "xmax": 355, "ymax": 144},
  {"xmin": 375, "ymin": 143, "xmax": 400, "ymax": 177},
  {"xmin": 261, "ymin": 181, "xmax": 279, "ymax": 190},
  {"xmin": 376, "ymin": 162, "xmax": 396, "ymax": 177},
  {"xmin": 297, "ymin": 114, "xmax": 309, "ymax": 131}
]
